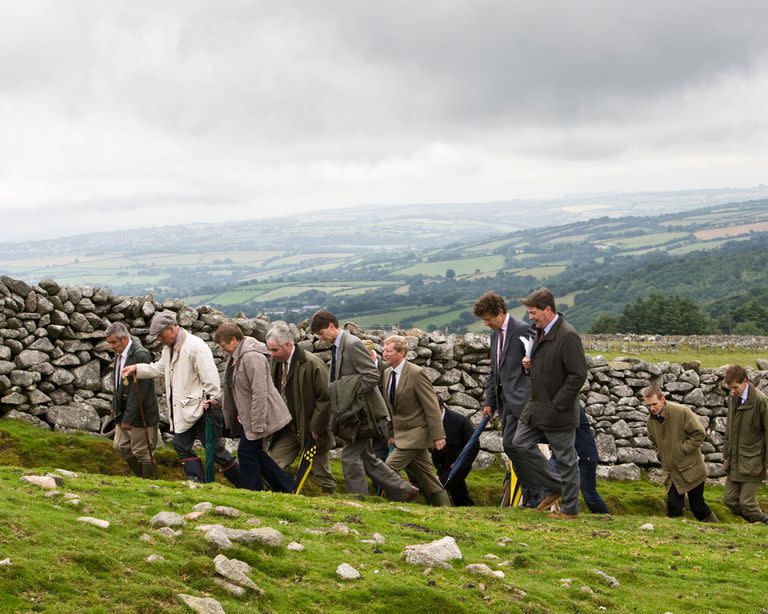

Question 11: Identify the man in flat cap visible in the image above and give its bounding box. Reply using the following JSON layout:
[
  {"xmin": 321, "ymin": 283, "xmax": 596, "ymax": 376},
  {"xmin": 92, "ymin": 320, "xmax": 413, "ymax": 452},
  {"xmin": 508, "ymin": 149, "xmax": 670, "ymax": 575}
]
[{"xmin": 122, "ymin": 311, "xmax": 241, "ymax": 485}]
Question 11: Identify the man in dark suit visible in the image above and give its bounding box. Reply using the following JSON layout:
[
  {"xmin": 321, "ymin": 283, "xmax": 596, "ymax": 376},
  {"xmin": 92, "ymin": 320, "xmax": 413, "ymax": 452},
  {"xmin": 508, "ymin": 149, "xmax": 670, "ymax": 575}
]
[
  {"xmin": 514, "ymin": 288, "xmax": 588, "ymax": 519},
  {"xmin": 432, "ymin": 399, "xmax": 478, "ymax": 506},
  {"xmin": 310, "ymin": 310, "xmax": 418, "ymax": 501},
  {"xmin": 381, "ymin": 335, "xmax": 450, "ymax": 506},
  {"xmin": 106, "ymin": 321, "xmax": 159, "ymax": 478},
  {"xmin": 473, "ymin": 291, "xmax": 537, "ymax": 504}
]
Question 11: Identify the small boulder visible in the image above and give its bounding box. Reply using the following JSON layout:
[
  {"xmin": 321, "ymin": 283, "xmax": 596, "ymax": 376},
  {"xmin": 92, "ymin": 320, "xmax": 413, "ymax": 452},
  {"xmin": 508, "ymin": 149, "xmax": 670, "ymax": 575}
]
[
  {"xmin": 150, "ymin": 512, "xmax": 185, "ymax": 529},
  {"xmin": 336, "ymin": 563, "xmax": 361, "ymax": 580},
  {"xmin": 403, "ymin": 536, "xmax": 462, "ymax": 568}
]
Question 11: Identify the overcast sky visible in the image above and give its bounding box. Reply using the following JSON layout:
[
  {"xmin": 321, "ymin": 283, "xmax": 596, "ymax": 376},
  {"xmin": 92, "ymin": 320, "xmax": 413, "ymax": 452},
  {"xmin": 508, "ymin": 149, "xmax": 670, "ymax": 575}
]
[{"xmin": 2, "ymin": 1, "xmax": 768, "ymax": 240}]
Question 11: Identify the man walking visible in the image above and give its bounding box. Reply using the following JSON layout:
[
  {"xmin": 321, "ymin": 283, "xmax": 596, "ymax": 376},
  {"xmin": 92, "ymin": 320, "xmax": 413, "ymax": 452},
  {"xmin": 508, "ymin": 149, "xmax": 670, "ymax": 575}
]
[
  {"xmin": 381, "ymin": 335, "xmax": 450, "ymax": 506},
  {"xmin": 643, "ymin": 385, "xmax": 718, "ymax": 522},
  {"xmin": 106, "ymin": 322, "xmax": 159, "ymax": 478},
  {"xmin": 473, "ymin": 291, "xmax": 536, "ymax": 504},
  {"xmin": 310, "ymin": 310, "xmax": 418, "ymax": 501},
  {"xmin": 122, "ymin": 312, "xmax": 241, "ymax": 486},
  {"xmin": 266, "ymin": 322, "xmax": 336, "ymax": 494},
  {"xmin": 722, "ymin": 365, "xmax": 768, "ymax": 524},
  {"xmin": 431, "ymin": 398, "xmax": 479, "ymax": 506},
  {"xmin": 512, "ymin": 288, "xmax": 587, "ymax": 519}
]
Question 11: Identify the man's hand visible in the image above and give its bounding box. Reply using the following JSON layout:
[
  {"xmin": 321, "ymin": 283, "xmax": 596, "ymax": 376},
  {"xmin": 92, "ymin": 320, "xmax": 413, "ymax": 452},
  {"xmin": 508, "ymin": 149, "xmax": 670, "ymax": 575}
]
[
  {"xmin": 203, "ymin": 398, "xmax": 213, "ymax": 411},
  {"xmin": 433, "ymin": 438, "xmax": 446, "ymax": 451},
  {"xmin": 311, "ymin": 432, "xmax": 319, "ymax": 441},
  {"xmin": 122, "ymin": 364, "xmax": 137, "ymax": 378},
  {"xmin": 387, "ymin": 437, "xmax": 395, "ymax": 447},
  {"xmin": 120, "ymin": 423, "xmax": 131, "ymax": 431},
  {"xmin": 522, "ymin": 356, "xmax": 531, "ymax": 369},
  {"xmin": 482, "ymin": 405, "xmax": 493, "ymax": 417}
]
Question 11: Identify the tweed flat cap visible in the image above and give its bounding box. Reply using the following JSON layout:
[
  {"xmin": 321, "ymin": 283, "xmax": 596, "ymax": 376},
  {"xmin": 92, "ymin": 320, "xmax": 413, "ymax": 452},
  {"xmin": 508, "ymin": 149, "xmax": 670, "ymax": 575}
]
[{"xmin": 149, "ymin": 311, "xmax": 178, "ymax": 336}]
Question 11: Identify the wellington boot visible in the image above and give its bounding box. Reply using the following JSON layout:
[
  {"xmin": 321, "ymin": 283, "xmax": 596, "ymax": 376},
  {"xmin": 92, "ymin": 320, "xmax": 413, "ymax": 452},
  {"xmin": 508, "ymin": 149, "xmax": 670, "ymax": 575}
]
[
  {"xmin": 125, "ymin": 457, "xmax": 142, "ymax": 477},
  {"xmin": 427, "ymin": 489, "xmax": 452, "ymax": 507},
  {"xmin": 141, "ymin": 463, "xmax": 156, "ymax": 479},
  {"xmin": 701, "ymin": 511, "xmax": 719, "ymax": 523},
  {"xmin": 221, "ymin": 460, "xmax": 242, "ymax": 488},
  {"xmin": 181, "ymin": 456, "xmax": 205, "ymax": 482}
]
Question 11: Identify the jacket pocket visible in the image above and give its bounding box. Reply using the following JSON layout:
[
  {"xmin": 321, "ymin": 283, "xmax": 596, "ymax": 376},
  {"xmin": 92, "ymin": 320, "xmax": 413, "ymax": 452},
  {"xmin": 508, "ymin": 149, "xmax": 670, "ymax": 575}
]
[
  {"xmin": 738, "ymin": 444, "xmax": 765, "ymax": 476},
  {"xmin": 676, "ymin": 458, "xmax": 704, "ymax": 483}
]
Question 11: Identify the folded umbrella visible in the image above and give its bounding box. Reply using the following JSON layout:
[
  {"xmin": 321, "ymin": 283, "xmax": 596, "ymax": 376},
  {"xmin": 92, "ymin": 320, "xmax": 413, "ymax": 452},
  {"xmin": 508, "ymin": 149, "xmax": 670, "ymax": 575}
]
[
  {"xmin": 444, "ymin": 414, "xmax": 490, "ymax": 489},
  {"xmin": 203, "ymin": 396, "xmax": 216, "ymax": 483},
  {"xmin": 293, "ymin": 438, "xmax": 317, "ymax": 495}
]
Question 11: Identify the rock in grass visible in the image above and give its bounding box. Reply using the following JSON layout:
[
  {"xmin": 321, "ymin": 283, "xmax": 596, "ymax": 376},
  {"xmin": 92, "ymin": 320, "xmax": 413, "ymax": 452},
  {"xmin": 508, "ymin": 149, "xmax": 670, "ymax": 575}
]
[
  {"xmin": 639, "ymin": 523, "xmax": 654, "ymax": 532},
  {"xmin": 155, "ymin": 527, "xmax": 182, "ymax": 539},
  {"xmin": 403, "ymin": 536, "xmax": 462, "ymax": 568},
  {"xmin": 185, "ymin": 511, "xmax": 206, "ymax": 521},
  {"xmin": 54, "ymin": 468, "xmax": 79, "ymax": 478},
  {"xmin": 193, "ymin": 502, "xmax": 213, "ymax": 512},
  {"xmin": 205, "ymin": 526, "xmax": 234, "ymax": 550},
  {"xmin": 287, "ymin": 542, "xmax": 305, "ymax": 552},
  {"xmin": 77, "ymin": 517, "xmax": 109, "ymax": 529},
  {"xmin": 213, "ymin": 554, "xmax": 263, "ymax": 593},
  {"xmin": 336, "ymin": 563, "xmax": 361, "ymax": 580},
  {"xmin": 177, "ymin": 594, "xmax": 225, "ymax": 614},
  {"xmin": 465, "ymin": 564, "xmax": 505, "ymax": 579},
  {"xmin": 146, "ymin": 554, "xmax": 164, "ymax": 563},
  {"xmin": 21, "ymin": 475, "xmax": 58, "ymax": 490},
  {"xmin": 361, "ymin": 533, "xmax": 385, "ymax": 544},
  {"xmin": 593, "ymin": 569, "xmax": 620, "ymax": 588},
  {"xmin": 150, "ymin": 512, "xmax": 185, "ymax": 528},
  {"xmin": 214, "ymin": 505, "xmax": 240, "ymax": 518},
  {"xmin": 0, "ymin": 558, "xmax": 10, "ymax": 566},
  {"xmin": 212, "ymin": 577, "xmax": 246, "ymax": 598}
]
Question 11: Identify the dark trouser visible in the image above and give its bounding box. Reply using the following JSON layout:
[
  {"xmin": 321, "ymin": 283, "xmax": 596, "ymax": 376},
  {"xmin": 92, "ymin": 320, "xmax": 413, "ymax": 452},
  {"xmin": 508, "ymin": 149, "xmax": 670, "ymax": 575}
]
[
  {"xmin": 547, "ymin": 454, "xmax": 608, "ymax": 513},
  {"xmin": 668, "ymin": 481, "xmax": 712, "ymax": 520},
  {"xmin": 172, "ymin": 408, "xmax": 235, "ymax": 476},
  {"xmin": 438, "ymin": 466, "xmax": 474, "ymax": 506},
  {"xmin": 513, "ymin": 421, "xmax": 580, "ymax": 515},
  {"xmin": 501, "ymin": 406, "xmax": 543, "ymax": 507},
  {"xmin": 238, "ymin": 436, "xmax": 294, "ymax": 492}
]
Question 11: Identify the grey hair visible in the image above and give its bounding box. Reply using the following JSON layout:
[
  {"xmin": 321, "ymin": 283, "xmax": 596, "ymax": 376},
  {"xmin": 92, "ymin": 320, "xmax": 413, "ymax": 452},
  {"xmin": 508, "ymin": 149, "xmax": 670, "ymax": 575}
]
[
  {"xmin": 105, "ymin": 321, "xmax": 130, "ymax": 339},
  {"xmin": 266, "ymin": 322, "xmax": 294, "ymax": 346}
]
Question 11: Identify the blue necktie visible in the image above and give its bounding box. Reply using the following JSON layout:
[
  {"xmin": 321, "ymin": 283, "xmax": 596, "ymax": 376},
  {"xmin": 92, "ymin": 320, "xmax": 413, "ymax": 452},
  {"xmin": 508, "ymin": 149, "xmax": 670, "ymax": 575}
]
[{"xmin": 389, "ymin": 371, "xmax": 397, "ymax": 406}]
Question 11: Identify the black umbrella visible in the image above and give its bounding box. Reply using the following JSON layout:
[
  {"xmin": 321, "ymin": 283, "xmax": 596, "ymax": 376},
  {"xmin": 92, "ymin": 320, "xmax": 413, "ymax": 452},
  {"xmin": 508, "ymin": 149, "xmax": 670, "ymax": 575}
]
[
  {"xmin": 444, "ymin": 414, "xmax": 490, "ymax": 488},
  {"xmin": 292, "ymin": 438, "xmax": 317, "ymax": 495}
]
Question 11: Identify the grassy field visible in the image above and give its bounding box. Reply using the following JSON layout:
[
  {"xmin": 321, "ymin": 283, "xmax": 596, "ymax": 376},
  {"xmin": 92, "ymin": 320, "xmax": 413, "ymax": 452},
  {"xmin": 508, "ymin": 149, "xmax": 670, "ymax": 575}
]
[
  {"xmin": 1, "ymin": 419, "xmax": 767, "ymax": 613},
  {"xmin": 599, "ymin": 232, "xmax": 691, "ymax": 249},
  {"xmin": 393, "ymin": 255, "xmax": 506, "ymax": 277},
  {"xmin": 591, "ymin": 348, "xmax": 768, "ymax": 369}
]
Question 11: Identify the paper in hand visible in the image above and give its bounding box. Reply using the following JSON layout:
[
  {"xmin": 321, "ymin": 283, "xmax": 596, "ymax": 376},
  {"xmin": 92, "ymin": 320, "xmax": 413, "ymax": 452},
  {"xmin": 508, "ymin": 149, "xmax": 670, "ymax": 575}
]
[{"xmin": 520, "ymin": 335, "xmax": 533, "ymax": 359}]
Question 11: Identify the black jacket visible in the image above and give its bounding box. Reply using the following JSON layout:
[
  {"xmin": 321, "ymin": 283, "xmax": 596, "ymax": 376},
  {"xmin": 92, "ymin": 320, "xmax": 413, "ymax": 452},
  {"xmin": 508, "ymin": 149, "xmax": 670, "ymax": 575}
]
[
  {"xmin": 112, "ymin": 337, "xmax": 159, "ymax": 427},
  {"xmin": 431, "ymin": 408, "xmax": 478, "ymax": 472}
]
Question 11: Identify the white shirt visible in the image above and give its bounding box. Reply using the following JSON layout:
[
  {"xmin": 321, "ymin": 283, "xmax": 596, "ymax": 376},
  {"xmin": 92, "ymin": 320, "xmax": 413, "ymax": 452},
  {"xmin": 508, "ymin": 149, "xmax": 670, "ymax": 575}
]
[
  {"xmin": 543, "ymin": 313, "xmax": 560, "ymax": 336},
  {"xmin": 115, "ymin": 339, "xmax": 133, "ymax": 387}
]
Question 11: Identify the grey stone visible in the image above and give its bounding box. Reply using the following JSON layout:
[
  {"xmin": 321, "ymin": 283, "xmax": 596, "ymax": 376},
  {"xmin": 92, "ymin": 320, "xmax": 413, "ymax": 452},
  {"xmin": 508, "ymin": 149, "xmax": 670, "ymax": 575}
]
[
  {"xmin": 465, "ymin": 563, "xmax": 505, "ymax": 579},
  {"xmin": 1, "ymin": 392, "xmax": 26, "ymax": 405},
  {"xmin": 6, "ymin": 410, "xmax": 51, "ymax": 429},
  {"xmin": 593, "ymin": 569, "xmax": 620, "ymax": 587},
  {"xmin": 595, "ymin": 433, "xmax": 618, "ymax": 463},
  {"xmin": 15, "ymin": 350, "xmax": 49, "ymax": 368},
  {"xmin": 177, "ymin": 594, "xmax": 225, "ymax": 614},
  {"xmin": 71, "ymin": 360, "xmax": 101, "ymax": 391},
  {"xmin": 150, "ymin": 512, "xmax": 185, "ymax": 528},
  {"xmin": 76, "ymin": 516, "xmax": 110, "ymax": 529},
  {"xmin": 213, "ymin": 554, "xmax": 262, "ymax": 592},
  {"xmin": 10, "ymin": 370, "xmax": 41, "ymax": 387},
  {"xmin": 336, "ymin": 563, "xmax": 361, "ymax": 580},
  {"xmin": 665, "ymin": 381, "xmax": 694, "ymax": 393},
  {"xmin": 403, "ymin": 536, "xmax": 462, "ymax": 568},
  {"xmin": 21, "ymin": 475, "xmax": 58, "ymax": 489},
  {"xmin": 596, "ymin": 463, "xmax": 641, "ymax": 481},
  {"xmin": 49, "ymin": 368, "xmax": 75, "ymax": 386},
  {"xmin": 683, "ymin": 388, "xmax": 706, "ymax": 406},
  {"xmin": 214, "ymin": 505, "xmax": 240, "ymax": 518},
  {"xmin": 46, "ymin": 403, "xmax": 101, "ymax": 432},
  {"xmin": 609, "ymin": 420, "xmax": 633, "ymax": 439}
]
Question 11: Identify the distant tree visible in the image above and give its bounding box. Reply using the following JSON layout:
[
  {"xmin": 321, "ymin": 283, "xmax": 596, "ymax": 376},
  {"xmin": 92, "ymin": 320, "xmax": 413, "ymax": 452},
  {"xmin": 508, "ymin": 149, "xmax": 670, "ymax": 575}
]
[
  {"xmin": 589, "ymin": 314, "xmax": 620, "ymax": 333},
  {"xmin": 445, "ymin": 269, "xmax": 456, "ymax": 280},
  {"xmin": 617, "ymin": 294, "xmax": 711, "ymax": 335}
]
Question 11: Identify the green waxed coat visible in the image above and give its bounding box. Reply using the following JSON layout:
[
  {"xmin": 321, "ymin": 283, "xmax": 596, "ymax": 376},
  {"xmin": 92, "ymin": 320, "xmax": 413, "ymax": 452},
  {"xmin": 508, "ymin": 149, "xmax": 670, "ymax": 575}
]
[
  {"xmin": 647, "ymin": 401, "xmax": 707, "ymax": 494},
  {"xmin": 723, "ymin": 385, "xmax": 768, "ymax": 483}
]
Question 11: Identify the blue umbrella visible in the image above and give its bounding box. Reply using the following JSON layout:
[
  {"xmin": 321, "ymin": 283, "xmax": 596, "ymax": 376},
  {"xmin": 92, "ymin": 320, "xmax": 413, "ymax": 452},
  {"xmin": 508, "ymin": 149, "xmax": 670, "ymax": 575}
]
[{"xmin": 444, "ymin": 414, "xmax": 490, "ymax": 488}]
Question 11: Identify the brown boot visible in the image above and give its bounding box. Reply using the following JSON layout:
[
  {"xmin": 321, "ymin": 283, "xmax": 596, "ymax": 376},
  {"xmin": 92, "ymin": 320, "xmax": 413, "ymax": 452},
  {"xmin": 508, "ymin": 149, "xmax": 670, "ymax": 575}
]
[
  {"xmin": 125, "ymin": 457, "xmax": 142, "ymax": 477},
  {"xmin": 141, "ymin": 463, "xmax": 156, "ymax": 479}
]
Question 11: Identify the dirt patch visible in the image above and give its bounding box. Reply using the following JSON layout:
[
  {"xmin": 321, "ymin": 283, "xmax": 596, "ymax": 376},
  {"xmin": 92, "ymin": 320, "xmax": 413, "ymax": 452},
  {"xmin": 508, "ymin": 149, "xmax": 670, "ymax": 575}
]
[{"xmin": 694, "ymin": 221, "xmax": 768, "ymax": 240}]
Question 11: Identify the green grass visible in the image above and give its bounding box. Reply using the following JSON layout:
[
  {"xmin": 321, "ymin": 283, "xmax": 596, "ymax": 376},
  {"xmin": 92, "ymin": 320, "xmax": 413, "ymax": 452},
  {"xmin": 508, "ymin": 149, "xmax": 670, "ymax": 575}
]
[
  {"xmin": 599, "ymin": 232, "xmax": 690, "ymax": 249},
  {"xmin": 591, "ymin": 348, "xmax": 768, "ymax": 369},
  {"xmin": 1, "ymin": 419, "xmax": 767, "ymax": 613},
  {"xmin": 392, "ymin": 255, "xmax": 505, "ymax": 277}
]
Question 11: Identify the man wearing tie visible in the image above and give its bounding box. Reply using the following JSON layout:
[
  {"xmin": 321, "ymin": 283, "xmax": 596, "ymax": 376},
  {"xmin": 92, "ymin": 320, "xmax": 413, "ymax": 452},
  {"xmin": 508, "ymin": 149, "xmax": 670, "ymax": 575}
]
[
  {"xmin": 473, "ymin": 292, "xmax": 536, "ymax": 504},
  {"xmin": 381, "ymin": 335, "xmax": 450, "ymax": 506},
  {"xmin": 310, "ymin": 310, "xmax": 418, "ymax": 501},
  {"xmin": 105, "ymin": 322, "xmax": 159, "ymax": 478},
  {"xmin": 514, "ymin": 288, "xmax": 587, "ymax": 519},
  {"xmin": 722, "ymin": 365, "xmax": 768, "ymax": 524}
]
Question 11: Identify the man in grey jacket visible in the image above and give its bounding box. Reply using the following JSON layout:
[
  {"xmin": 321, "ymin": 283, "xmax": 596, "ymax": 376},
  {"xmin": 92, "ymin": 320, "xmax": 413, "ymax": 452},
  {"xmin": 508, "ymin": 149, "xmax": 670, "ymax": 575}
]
[
  {"xmin": 123, "ymin": 312, "xmax": 241, "ymax": 486},
  {"xmin": 311, "ymin": 310, "xmax": 418, "ymax": 501},
  {"xmin": 513, "ymin": 288, "xmax": 588, "ymax": 519}
]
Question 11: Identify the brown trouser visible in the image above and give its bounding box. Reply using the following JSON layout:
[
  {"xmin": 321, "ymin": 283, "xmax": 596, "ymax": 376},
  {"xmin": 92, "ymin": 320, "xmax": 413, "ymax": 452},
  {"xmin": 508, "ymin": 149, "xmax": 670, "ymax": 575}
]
[
  {"xmin": 723, "ymin": 478, "xmax": 764, "ymax": 522},
  {"xmin": 386, "ymin": 447, "xmax": 446, "ymax": 498},
  {"xmin": 269, "ymin": 429, "xmax": 336, "ymax": 494},
  {"xmin": 114, "ymin": 423, "xmax": 158, "ymax": 464}
]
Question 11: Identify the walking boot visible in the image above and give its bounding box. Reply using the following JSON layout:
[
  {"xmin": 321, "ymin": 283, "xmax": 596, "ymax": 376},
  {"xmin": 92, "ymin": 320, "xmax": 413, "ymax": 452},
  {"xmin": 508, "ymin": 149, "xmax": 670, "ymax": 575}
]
[
  {"xmin": 181, "ymin": 456, "xmax": 205, "ymax": 482},
  {"xmin": 125, "ymin": 457, "xmax": 142, "ymax": 477},
  {"xmin": 427, "ymin": 490, "xmax": 452, "ymax": 507},
  {"xmin": 141, "ymin": 463, "xmax": 156, "ymax": 479},
  {"xmin": 701, "ymin": 511, "xmax": 719, "ymax": 523},
  {"xmin": 221, "ymin": 459, "xmax": 242, "ymax": 488}
]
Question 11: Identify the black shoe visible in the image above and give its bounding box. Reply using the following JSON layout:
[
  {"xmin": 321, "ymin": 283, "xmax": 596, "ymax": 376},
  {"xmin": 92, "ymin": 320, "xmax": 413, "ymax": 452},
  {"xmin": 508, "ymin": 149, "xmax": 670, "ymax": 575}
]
[
  {"xmin": 141, "ymin": 463, "xmax": 156, "ymax": 479},
  {"xmin": 221, "ymin": 460, "xmax": 242, "ymax": 488},
  {"xmin": 125, "ymin": 457, "xmax": 142, "ymax": 477},
  {"xmin": 181, "ymin": 456, "xmax": 205, "ymax": 482}
]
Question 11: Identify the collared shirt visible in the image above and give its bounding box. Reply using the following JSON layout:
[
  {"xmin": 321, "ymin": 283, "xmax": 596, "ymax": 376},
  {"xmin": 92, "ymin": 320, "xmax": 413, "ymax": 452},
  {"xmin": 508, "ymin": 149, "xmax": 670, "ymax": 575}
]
[
  {"xmin": 543, "ymin": 313, "xmax": 560, "ymax": 337},
  {"xmin": 388, "ymin": 359, "xmax": 406, "ymax": 401},
  {"xmin": 739, "ymin": 384, "xmax": 750, "ymax": 406},
  {"xmin": 284, "ymin": 345, "xmax": 296, "ymax": 370},
  {"xmin": 115, "ymin": 338, "xmax": 133, "ymax": 387}
]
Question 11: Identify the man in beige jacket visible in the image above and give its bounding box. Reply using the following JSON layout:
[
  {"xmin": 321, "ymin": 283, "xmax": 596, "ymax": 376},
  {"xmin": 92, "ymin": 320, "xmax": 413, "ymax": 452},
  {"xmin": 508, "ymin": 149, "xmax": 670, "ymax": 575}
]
[
  {"xmin": 382, "ymin": 335, "xmax": 450, "ymax": 506},
  {"xmin": 122, "ymin": 311, "xmax": 241, "ymax": 485},
  {"xmin": 644, "ymin": 385, "xmax": 718, "ymax": 522}
]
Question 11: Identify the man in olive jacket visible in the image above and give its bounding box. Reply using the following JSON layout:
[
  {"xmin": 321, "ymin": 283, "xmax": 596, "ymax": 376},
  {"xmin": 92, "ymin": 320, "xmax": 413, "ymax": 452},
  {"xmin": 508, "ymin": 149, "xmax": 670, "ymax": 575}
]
[
  {"xmin": 643, "ymin": 386, "xmax": 718, "ymax": 522},
  {"xmin": 513, "ymin": 288, "xmax": 587, "ymax": 519},
  {"xmin": 266, "ymin": 322, "xmax": 336, "ymax": 494},
  {"xmin": 381, "ymin": 335, "xmax": 450, "ymax": 506},
  {"xmin": 722, "ymin": 365, "xmax": 768, "ymax": 524},
  {"xmin": 106, "ymin": 322, "xmax": 159, "ymax": 478}
]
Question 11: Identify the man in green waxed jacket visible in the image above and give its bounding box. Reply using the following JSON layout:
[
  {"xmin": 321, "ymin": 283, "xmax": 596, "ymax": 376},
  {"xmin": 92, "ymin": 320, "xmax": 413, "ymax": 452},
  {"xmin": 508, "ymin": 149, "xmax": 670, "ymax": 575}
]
[
  {"xmin": 643, "ymin": 385, "xmax": 718, "ymax": 522},
  {"xmin": 722, "ymin": 365, "xmax": 768, "ymax": 525},
  {"xmin": 266, "ymin": 322, "xmax": 336, "ymax": 494},
  {"xmin": 106, "ymin": 322, "xmax": 159, "ymax": 478}
]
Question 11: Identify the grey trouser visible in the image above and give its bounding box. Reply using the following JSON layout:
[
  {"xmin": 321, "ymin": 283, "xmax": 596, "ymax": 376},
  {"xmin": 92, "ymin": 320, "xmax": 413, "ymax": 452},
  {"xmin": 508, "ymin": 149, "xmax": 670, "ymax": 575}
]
[
  {"xmin": 113, "ymin": 423, "xmax": 158, "ymax": 464},
  {"xmin": 386, "ymin": 447, "xmax": 445, "ymax": 498},
  {"xmin": 269, "ymin": 429, "xmax": 336, "ymax": 494},
  {"xmin": 341, "ymin": 437, "xmax": 413, "ymax": 500},
  {"xmin": 512, "ymin": 421, "xmax": 580, "ymax": 515},
  {"xmin": 723, "ymin": 479, "xmax": 764, "ymax": 521}
]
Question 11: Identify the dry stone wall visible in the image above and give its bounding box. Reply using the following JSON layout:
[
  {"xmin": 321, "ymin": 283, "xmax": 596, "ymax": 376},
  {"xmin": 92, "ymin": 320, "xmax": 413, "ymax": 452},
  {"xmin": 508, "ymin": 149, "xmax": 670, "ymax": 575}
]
[{"xmin": 2, "ymin": 275, "xmax": 768, "ymax": 480}]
